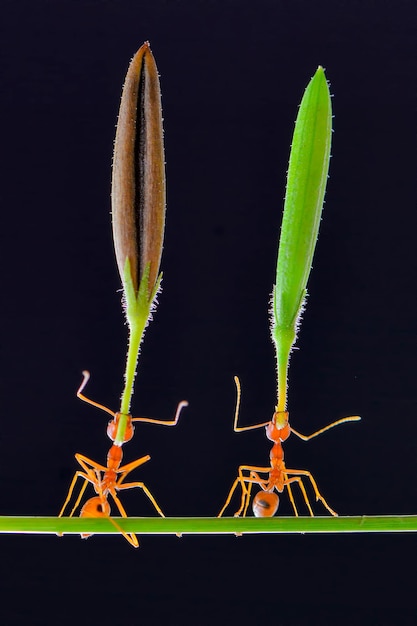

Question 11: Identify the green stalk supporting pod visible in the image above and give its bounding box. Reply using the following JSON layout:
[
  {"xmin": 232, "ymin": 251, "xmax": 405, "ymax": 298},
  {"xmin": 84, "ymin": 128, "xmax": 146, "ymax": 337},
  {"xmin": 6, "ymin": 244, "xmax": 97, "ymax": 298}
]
[
  {"xmin": 111, "ymin": 42, "xmax": 166, "ymax": 443},
  {"xmin": 272, "ymin": 66, "xmax": 332, "ymax": 414}
]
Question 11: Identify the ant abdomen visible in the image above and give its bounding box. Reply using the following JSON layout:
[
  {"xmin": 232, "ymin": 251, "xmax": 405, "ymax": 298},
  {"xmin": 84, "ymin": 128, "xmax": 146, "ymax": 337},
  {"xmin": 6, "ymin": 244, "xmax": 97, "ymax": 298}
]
[{"xmin": 252, "ymin": 491, "xmax": 279, "ymax": 517}]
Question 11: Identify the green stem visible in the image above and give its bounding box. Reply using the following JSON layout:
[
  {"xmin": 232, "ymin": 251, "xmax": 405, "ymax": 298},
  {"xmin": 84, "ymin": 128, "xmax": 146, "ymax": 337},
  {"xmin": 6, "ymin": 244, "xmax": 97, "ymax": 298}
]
[
  {"xmin": 114, "ymin": 261, "xmax": 160, "ymax": 445},
  {"xmin": 2, "ymin": 516, "xmax": 417, "ymax": 534},
  {"xmin": 273, "ymin": 321, "xmax": 297, "ymax": 412},
  {"xmin": 119, "ymin": 314, "xmax": 149, "ymax": 417}
]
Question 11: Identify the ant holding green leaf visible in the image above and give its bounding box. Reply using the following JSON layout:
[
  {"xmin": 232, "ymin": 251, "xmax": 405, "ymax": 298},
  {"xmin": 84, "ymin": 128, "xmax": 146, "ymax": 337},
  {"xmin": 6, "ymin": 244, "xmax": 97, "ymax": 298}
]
[{"xmin": 219, "ymin": 67, "xmax": 360, "ymax": 519}]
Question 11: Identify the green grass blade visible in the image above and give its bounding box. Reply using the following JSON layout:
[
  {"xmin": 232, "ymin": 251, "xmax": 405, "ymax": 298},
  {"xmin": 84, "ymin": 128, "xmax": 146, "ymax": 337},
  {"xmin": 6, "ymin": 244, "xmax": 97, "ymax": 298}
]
[
  {"xmin": 272, "ymin": 66, "xmax": 332, "ymax": 411},
  {"xmin": 2, "ymin": 516, "xmax": 417, "ymax": 535}
]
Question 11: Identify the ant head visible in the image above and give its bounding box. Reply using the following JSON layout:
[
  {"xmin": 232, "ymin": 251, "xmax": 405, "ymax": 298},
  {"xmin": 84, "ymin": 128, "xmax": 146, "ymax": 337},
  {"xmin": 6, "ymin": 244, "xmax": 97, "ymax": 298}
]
[
  {"xmin": 252, "ymin": 491, "xmax": 279, "ymax": 517},
  {"xmin": 266, "ymin": 411, "xmax": 290, "ymax": 442},
  {"xmin": 107, "ymin": 412, "xmax": 135, "ymax": 442}
]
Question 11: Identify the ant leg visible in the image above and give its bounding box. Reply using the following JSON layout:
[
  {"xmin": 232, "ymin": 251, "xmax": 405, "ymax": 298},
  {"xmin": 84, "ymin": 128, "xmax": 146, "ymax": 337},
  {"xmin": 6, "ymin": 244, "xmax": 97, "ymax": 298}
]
[
  {"xmin": 242, "ymin": 479, "xmax": 255, "ymax": 517},
  {"xmin": 70, "ymin": 455, "xmax": 109, "ymax": 517},
  {"xmin": 115, "ymin": 479, "xmax": 165, "ymax": 517},
  {"xmin": 105, "ymin": 493, "xmax": 139, "ymax": 548},
  {"xmin": 75, "ymin": 453, "xmax": 109, "ymax": 473},
  {"xmin": 218, "ymin": 476, "xmax": 241, "ymax": 517},
  {"xmin": 285, "ymin": 468, "xmax": 337, "ymax": 516},
  {"xmin": 116, "ymin": 454, "xmax": 151, "ymax": 477},
  {"xmin": 59, "ymin": 454, "xmax": 107, "ymax": 517},
  {"xmin": 76, "ymin": 370, "xmax": 115, "ymax": 418},
  {"xmin": 285, "ymin": 475, "xmax": 313, "ymax": 516},
  {"xmin": 113, "ymin": 454, "xmax": 155, "ymax": 511},
  {"xmin": 131, "ymin": 400, "xmax": 188, "ymax": 426},
  {"xmin": 284, "ymin": 479, "xmax": 299, "ymax": 516},
  {"xmin": 59, "ymin": 471, "xmax": 90, "ymax": 517},
  {"xmin": 291, "ymin": 415, "xmax": 361, "ymax": 441},
  {"xmin": 218, "ymin": 465, "xmax": 270, "ymax": 517},
  {"xmin": 245, "ymin": 469, "xmax": 277, "ymax": 517},
  {"xmin": 237, "ymin": 468, "xmax": 269, "ymax": 517},
  {"xmin": 233, "ymin": 376, "xmax": 269, "ymax": 432},
  {"xmin": 235, "ymin": 467, "xmax": 251, "ymax": 517},
  {"xmin": 69, "ymin": 476, "xmax": 94, "ymax": 517}
]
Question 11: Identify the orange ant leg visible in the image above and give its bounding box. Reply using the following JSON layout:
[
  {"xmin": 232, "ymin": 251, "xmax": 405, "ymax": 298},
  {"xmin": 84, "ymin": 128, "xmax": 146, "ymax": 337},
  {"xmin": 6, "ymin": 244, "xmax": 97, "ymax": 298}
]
[
  {"xmin": 283, "ymin": 477, "xmax": 298, "ymax": 516},
  {"xmin": 59, "ymin": 454, "xmax": 131, "ymax": 514},
  {"xmin": 232, "ymin": 376, "xmax": 269, "ymax": 432},
  {"xmin": 115, "ymin": 455, "xmax": 153, "ymax": 477},
  {"xmin": 291, "ymin": 414, "xmax": 361, "ymax": 441},
  {"xmin": 105, "ymin": 493, "xmax": 140, "ymax": 547},
  {"xmin": 76, "ymin": 371, "xmax": 115, "ymax": 418},
  {"xmin": 115, "ymin": 478, "xmax": 165, "ymax": 517},
  {"xmin": 131, "ymin": 400, "xmax": 189, "ymax": 426},
  {"xmin": 285, "ymin": 467, "xmax": 337, "ymax": 516},
  {"xmin": 60, "ymin": 452, "xmax": 151, "ymax": 515},
  {"xmin": 240, "ymin": 470, "xmax": 303, "ymax": 517},
  {"xmin": 218, "ymin": 476, "xmax": 241, "ymax": 517},
  {"xmin": 59, "ymin": 471, "xmax": 91, "ymax": 518},
  {"xmin": 244, "ymin": 469, "xmax": 304, "ymax": 517},
  {"xmin": 242, "ymin": 479, "xmax": 255, "ymax": 517},
  {"xmin": 68, "ymin": 472, "xmax": 99, "ymax": 517},
  {"xmin": 97, "ymin": 454, "xmax": 165, "ymax": 516},
  {"xmin": 61, "ymin": 455, "xmax": 108, "ymax": 516},
  {"xmin": 218, "ymin": 467, "xmax": 249, "ymax": 517},
  {"xmin": 233, "ymin": 474, "xmax": 254, "ymax": 534},
  {"xmin": 218, "ymin": 465, "xmax": 270, "ymax": 517},
  {"xmin": 76, "ymin": 370, "xmax": 188, "ymax": 438},
  {"xmin": 284, "ymin": 475, "xmax": 314, "ymax": 516},
  {"xmin": 243, "ymin": 469, "xmax": 272, "ymax": 517},
  {"xmin": 235, "ymin": 467, "xmax": 258, "ymax": 518},
  {"xmin": 59, "ymin": 453, "xmax": 107, "ymax": 518}
]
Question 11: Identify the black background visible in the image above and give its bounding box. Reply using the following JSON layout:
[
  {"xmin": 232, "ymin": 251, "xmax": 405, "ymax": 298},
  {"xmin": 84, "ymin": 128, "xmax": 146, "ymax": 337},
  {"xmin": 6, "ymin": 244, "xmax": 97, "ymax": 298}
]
[{"xmin": 1, "ymin": 1, "xmax": 417, "ymax": 624}]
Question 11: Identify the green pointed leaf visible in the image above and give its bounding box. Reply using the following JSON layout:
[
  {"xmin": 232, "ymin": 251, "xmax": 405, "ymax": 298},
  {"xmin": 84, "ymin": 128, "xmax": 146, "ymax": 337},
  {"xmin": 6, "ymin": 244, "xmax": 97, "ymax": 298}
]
[{"xmin": 272, "ymin": 67, "xmax": 332, "ymax": 409}]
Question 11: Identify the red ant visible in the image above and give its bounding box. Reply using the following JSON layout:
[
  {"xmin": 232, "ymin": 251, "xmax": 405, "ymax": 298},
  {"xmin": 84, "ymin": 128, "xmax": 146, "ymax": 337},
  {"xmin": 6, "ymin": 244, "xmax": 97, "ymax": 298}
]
[
  {"xmin": 218, "ymin": 377, "xmax": 360, "ymax": 518},
  {"xmin": 59, "ymin": 371, "xmax": 188, "ymax": 547}
]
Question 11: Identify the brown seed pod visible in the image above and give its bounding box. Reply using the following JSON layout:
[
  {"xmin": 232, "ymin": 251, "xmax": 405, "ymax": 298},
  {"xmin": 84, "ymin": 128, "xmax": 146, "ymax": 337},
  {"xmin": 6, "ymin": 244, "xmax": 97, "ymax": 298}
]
[{"xmin": 112, "ymin": 41, "xmax": 165, "ymax": 296}]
